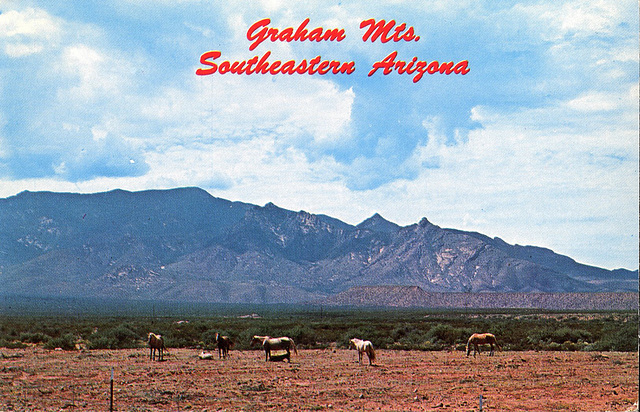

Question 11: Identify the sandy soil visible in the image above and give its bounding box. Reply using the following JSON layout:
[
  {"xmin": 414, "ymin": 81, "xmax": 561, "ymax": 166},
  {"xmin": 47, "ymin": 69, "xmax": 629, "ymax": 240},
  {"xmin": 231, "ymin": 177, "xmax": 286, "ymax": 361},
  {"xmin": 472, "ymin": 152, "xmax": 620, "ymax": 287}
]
[{"xmin": 0, "ymin": 347, "xmax": 637, "ymax": 411}]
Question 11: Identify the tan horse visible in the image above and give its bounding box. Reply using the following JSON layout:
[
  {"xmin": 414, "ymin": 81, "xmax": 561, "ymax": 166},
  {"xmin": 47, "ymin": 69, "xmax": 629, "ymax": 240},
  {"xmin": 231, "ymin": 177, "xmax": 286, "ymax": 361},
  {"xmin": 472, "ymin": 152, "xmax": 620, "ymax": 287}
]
[
  {"xmin": 349, "ymin": 338, "xmax": 376, "ymax": 365},
  {"xmin": 215, "ymin": 333, "xmax": 234, "ymax": 359},
  {"xmin": 466, "ymin": 333, "xmax": 501, "ymax": 357},
  {"xmin": 147, "ymin": 332, "xmax": 165, "ymax": 361},
  {"xmin": 250, "ymin": 335, "xmax": 298, "ymax": 361}
]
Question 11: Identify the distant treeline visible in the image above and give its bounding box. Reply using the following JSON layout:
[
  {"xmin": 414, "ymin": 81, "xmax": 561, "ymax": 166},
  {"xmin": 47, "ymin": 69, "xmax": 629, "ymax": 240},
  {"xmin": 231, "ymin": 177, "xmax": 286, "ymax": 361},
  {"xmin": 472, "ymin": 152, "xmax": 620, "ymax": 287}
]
[{"xmin": 0, "ymin": 303, "xmax": 636, "ymax": 353}]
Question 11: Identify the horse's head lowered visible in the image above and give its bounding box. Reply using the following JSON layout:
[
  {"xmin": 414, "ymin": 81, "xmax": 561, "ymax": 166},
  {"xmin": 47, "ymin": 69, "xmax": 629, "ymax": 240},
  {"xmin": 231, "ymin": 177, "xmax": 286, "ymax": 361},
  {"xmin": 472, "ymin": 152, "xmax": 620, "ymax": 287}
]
[{"xmin": 250, "ymin": 335, "xmax": 269, "ymax": 347}]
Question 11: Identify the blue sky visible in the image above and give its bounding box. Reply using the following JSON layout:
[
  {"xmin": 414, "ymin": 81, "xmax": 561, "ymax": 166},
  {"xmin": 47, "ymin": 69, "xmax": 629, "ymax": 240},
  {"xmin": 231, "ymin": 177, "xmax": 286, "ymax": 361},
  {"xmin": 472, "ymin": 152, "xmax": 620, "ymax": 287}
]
[{"xmin": 1, "ymin": 0, "xmax": 638, "ymax": 270}]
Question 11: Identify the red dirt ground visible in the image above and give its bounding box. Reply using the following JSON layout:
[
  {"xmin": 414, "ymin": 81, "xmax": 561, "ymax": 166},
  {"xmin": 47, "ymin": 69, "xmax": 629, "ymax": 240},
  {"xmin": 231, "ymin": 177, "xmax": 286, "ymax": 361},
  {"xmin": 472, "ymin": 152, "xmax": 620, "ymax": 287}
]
[{"xmin": 1, "ymin": 347, "xmax": 637, "ymax": 411}]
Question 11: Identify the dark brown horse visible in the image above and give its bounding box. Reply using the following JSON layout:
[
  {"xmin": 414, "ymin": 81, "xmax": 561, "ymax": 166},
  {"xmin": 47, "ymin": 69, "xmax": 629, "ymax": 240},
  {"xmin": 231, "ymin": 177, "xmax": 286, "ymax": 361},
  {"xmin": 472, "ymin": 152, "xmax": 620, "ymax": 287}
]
[
  {"xmin": 466, "ymin": 333, "xmax": 501, "ymax": 357},
  {"xmin": 215, "ymin": 333, "xmax": 234, "ymax": 359}
]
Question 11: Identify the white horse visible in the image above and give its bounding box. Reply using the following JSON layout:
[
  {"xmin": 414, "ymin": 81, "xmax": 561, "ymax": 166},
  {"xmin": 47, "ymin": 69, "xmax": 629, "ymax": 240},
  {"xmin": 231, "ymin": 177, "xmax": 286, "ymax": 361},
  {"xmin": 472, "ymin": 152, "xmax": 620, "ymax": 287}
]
[
  {"xmin": 349, "ymin": 338, "xmax": 376, "ymax": 365},
  {"xmin": 466, "ymin": 333, "xmax": 501, "ymax": 357},
  {"xmin": 250, "ymin": 335, "xmax": 298, "ymax": 361},
  {"xmin": 147, "ymin": 332, "xmax": 165, "ymax": 361}
]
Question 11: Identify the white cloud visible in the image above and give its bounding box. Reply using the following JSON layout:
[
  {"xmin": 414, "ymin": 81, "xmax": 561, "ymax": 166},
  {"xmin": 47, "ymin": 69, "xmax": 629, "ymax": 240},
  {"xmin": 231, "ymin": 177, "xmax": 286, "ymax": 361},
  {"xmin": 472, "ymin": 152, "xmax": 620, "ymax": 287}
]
[
  {"xmin": 518, "ymin": 1, "xmax": 631, "ymax": 42},
  {"xmin": 0, "ymin": 7, "xmax": 61, "ymax": 56},
  {"xmin": 184, "ymin": 74, "xmax": 355, "ymax": 146},
  {"xmin": 552, "ymin": 1, "xmax": 625, "ymax": 37},
  {"xmin": 0, "ymin": 7, "xmax": 59, "ymax": 37},
  {"xmin": 56, "ymin": 44, "xmax": 133, "ymax": 102},
  {"xmin": 4, "ymin": 42, "xmax": 43, "ymax": 57},
  {"xmin": 566, "ymin": 91, "xmax": 624, "ymax": 112}
]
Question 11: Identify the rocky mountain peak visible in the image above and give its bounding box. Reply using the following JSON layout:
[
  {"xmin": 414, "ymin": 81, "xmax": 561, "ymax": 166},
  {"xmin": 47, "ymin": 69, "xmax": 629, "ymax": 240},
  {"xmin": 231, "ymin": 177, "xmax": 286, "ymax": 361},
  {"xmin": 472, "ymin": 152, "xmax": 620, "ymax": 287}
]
[
  {"xmin": 419, "ymin": 217, "xmax": 432, "ymax": 227},
  {"xmin": 357, "ymin": 213, "xmax": 401, "ymax": 233}
]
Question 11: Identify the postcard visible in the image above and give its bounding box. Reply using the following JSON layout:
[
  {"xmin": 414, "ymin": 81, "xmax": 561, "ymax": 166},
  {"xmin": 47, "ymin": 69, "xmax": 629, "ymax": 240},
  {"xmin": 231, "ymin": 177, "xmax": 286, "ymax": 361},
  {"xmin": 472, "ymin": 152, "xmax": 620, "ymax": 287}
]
[{"xmin": 0, "ymin": 2, "xmax": 638, "ymax": 411}]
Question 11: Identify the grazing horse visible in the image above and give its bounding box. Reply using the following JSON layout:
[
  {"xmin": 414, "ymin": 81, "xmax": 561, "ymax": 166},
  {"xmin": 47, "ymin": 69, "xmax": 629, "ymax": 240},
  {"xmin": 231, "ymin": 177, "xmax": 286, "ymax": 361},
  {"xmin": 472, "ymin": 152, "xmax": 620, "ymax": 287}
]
[
  {"xmin": 147, "ymin": 332, "xmax": 165, "ymax": 361},
  {"xmin": 250, "ymin": 335, "xmax": 298, "ymax": 361},
  {"xmin": 349, "ymin": 338, "xmax": 376, "ymax": 365},
  {"xmin": 466, "ymin": 333, "xmax": 501, "ymax": 357},
  {"xmin": 268, "ymin": 352, "xmax": 291, "ymax": 362},
  {"xmin": 215, "ymin": 333, "xmax": 234, "ymax": 359}
]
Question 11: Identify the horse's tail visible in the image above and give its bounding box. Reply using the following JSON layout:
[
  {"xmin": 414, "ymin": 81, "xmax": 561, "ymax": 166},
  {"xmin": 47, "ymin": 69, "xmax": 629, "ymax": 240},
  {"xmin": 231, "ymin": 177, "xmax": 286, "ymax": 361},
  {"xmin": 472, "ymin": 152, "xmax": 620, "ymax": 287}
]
[
  {"xmin": 368, "ymin": 344, "xmax": 376, "ymax": 362},
  {"xmin": 466, "ymin": 337, "xmax": 472, "ymax": 355},
  {"xmin": 290, "ymin": 338, "xmax": 298, "ymax": 355}
]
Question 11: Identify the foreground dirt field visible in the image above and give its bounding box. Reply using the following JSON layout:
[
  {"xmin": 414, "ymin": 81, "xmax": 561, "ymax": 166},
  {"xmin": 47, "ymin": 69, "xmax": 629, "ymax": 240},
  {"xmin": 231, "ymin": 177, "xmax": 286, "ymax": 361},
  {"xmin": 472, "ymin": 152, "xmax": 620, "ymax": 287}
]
[{"xmin": 1, "ymin": 347, "xmax": 637, "ymax": 411}]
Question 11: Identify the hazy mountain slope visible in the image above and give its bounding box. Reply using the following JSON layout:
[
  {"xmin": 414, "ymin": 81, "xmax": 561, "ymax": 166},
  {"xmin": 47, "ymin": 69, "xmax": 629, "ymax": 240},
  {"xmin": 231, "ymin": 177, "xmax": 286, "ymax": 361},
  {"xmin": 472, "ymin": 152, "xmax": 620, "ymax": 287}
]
[{"xmin": 0, "ymin": 188, "xmax": 636, "ymax": 304}]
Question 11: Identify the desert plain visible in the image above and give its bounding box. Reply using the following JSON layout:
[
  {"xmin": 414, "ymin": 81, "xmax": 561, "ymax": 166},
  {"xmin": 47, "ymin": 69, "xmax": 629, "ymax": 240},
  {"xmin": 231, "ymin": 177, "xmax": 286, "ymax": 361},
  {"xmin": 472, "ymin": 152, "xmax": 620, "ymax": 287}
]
[{"xmin": 0, "ymin": 346, "xmax": 638, "ymax": 411}]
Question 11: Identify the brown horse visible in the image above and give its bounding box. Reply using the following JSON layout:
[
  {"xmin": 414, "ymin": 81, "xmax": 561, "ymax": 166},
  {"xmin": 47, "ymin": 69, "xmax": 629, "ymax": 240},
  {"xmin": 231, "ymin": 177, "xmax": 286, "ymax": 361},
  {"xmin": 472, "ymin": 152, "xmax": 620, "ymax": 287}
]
[
  {"xmin": 250, "ymin": 335, "xmax": 298, "ymax": 361},
  {"xmin": 147, "ymin": 332, "xmax": 165, "ymax": 361},
  {"xmin": 215, "ymin": 333, "xmax": 234, "ymax": 359},
  {"xmin": 466, "ymin": 333, "xmax": 501, "ymax": 357}
]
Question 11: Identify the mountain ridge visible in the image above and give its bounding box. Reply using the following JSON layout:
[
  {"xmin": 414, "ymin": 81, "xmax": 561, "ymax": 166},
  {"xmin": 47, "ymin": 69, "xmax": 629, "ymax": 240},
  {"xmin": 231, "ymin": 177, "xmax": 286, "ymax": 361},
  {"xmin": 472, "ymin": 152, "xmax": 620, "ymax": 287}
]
[{"xmin": 0, "ymin": 187, "xmax": 637, "ymax": 304}]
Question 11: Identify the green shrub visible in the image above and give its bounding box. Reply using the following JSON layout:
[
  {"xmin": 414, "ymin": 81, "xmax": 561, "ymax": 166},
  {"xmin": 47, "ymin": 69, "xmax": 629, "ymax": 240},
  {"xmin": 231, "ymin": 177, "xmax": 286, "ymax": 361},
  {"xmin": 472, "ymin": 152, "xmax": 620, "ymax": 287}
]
[
  {"xmin": 87, "ymin": 324, "xmax": 139, "ymax": 349},
  {"xmin": 286, "ymin": 325, "xmax": 318, "ymax": 347},
  {"xmin": 551, "ymin": 327, "xmax": 592, "ymax": 344},
  {"xmin": 19, "ymin": 332, "xmax": 50, "ymax": 344},
  {"xmin": 528, "ymin": 326, "xmax": 595, "ymax": 350},
  {"xmin": 591, "ymin": 324, "xmax": 638, "ymax": 352},
  {"xmin": 0, "ymin": 339, "xmax": 26, "ymax": 349},
  {"xmin": 44, "ymin": 333, "xmax": 76, "ymax": 350},
  {"xmin": 426, "ymin": 324, "xmax": 471, "ymax": 346},
  {"xmin": 391, "ymin": 323, "xmax": 417, "ymax": 341}
]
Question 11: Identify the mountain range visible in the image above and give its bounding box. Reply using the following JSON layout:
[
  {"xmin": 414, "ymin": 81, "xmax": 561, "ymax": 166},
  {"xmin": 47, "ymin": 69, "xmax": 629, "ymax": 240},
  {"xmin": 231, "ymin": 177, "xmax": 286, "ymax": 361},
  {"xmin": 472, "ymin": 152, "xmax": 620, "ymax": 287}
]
[{"xmin": 0, "ymin": 187, "xmax": 637, "ymax": 305}]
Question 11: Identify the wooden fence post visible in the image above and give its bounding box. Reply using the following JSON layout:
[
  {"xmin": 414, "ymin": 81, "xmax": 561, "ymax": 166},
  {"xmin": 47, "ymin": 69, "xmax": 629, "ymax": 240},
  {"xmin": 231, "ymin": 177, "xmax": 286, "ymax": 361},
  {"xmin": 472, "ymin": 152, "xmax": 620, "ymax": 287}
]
[{"xmin": 110, "ymin": 367, "xmax": 114, "ymax": 412}]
